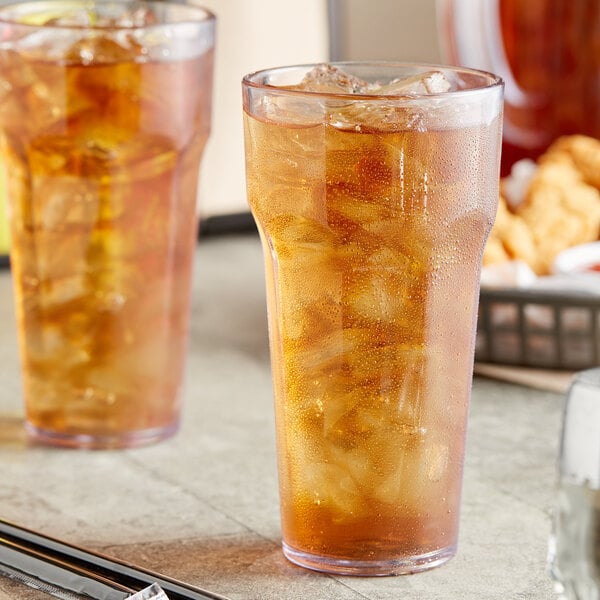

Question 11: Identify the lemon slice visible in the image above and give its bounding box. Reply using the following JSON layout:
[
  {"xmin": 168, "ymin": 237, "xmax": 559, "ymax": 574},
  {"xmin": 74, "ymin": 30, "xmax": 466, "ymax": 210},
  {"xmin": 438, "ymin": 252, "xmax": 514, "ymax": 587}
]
[
  {"xmin": 19, "ymin": 2, "xmax": 97, "ymax": 26},
  {"xmin": 0, "ymin": 162, "xmax": 10, "ymax": 255}
]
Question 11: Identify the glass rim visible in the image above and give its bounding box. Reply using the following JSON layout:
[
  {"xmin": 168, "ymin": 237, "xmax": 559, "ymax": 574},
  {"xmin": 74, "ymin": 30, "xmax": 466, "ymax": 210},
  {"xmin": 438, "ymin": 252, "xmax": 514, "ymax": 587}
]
[
  {"xmin": 0, "ymin": 0, "xmax": 216, "ymax": 31},
  {"xmin": 242, "ymin": 61, "xmax": 504, "ymax": 101}
]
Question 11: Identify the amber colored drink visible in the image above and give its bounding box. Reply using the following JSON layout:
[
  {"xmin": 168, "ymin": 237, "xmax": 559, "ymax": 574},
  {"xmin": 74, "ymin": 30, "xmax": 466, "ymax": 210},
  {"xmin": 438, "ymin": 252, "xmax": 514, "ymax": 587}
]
[
  {"xmin": 243, "ymin": 64, "xmax": 503, "ymax": 575},
  {"xmin": 0, "ymin": 1, "xmax": 215, "ymax": 448},
  {"xmin": 438, "ymin": 0, "xmax": 600, "ymax": 175}
]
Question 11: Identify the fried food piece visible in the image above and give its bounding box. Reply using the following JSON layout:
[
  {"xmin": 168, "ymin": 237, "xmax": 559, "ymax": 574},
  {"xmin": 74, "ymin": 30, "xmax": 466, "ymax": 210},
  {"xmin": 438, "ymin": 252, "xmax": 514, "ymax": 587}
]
[
  {"xmin": 541, "ymin": 135, "xmax": 600, "ymax": 190},
  {"xmin": 516, "ymin": 160, "xmax": 600, "ymax": 274},
  {"xmin": 483, "ymin": 196, "xmax": 539, "ymax": 270},
  {"xmin": 484, "ymin": 135, "xmax": 600, "ymax": 276},
  {"xmin": 483, "ymin": 235, "xmax": 510, "ymax": 266}
]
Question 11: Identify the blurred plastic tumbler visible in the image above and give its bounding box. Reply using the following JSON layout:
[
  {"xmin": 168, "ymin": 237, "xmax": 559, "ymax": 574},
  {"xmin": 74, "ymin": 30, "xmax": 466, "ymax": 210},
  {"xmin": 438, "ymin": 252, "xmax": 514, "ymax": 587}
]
[
  {"xmin": 0, "ymin": 1, "xmax": 215, "ymax": 448},
  {"xmin": 243, "ymin": 63, "xmax": 503, "ymax": 575}
]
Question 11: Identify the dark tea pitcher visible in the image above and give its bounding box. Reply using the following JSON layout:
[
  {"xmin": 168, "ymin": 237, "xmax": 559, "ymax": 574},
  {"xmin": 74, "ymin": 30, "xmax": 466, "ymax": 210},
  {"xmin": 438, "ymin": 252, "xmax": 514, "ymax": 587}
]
[{"xmin": 437, "ymin": 0, "xmax": 600, "ymax": 175}]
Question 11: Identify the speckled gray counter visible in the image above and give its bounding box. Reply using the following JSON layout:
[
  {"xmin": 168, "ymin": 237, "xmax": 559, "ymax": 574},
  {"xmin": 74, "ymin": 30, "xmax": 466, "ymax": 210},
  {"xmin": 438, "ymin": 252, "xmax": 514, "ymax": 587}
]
[{"xmin": 0, "ymin": 234, "xmax": 561, "ymax": 599}]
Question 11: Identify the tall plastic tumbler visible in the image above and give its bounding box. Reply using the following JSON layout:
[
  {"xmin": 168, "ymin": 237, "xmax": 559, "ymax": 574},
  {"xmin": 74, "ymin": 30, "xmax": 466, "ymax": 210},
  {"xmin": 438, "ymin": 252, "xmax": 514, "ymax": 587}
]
[
  {"xmin": 0, "ymin": 1, "xmax": 215, "ymax": 448},
  {"xmin": 243, "ymin": 63, "xmax": 503, "ymax": 575}
]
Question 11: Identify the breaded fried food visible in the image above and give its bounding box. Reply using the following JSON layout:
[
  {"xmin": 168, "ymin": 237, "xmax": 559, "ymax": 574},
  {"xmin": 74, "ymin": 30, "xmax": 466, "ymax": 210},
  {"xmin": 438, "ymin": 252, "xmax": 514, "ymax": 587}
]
[
  {"xmin": 541, "ymin": 135, "xmax": 600, "ymax": 190},
  {"xmin": 483, "ymin": 196, "xmax": 539, "ymax": 270},
  {"xmin": 516, "ymin": 160, "xmax": 600, "ymax": 273},
  {"xmin": 483, "ymin": 135, "xmax": 600, "ymax": 276}
]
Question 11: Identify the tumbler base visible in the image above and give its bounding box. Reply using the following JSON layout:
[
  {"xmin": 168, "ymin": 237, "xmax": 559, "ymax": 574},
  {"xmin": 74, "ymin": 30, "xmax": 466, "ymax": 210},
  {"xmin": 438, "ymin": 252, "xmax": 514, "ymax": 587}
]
[
  {"xmin": 282, "ymin": 541, "xmax": 456, "ymax": 576},
  {"xmin": 25, "ymin": 420, "xmax": 179, "ymax": 450}
]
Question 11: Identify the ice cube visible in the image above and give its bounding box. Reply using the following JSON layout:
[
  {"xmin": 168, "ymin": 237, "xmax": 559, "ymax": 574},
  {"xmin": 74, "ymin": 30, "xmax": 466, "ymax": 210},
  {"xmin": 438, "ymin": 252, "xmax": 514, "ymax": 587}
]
[
  {"xmin": 297, "ymin": 64, "xmax": 451, "ymax": 97},
  {"xmin": 33, "ymin": 176, "xmax": 100, "ymax": 229},
  {"xmin": 65, "ymin": 34, "xmax": 144, "ymax": 65},
  {"xmin": 293, "ymin": 328, "xmax": 348, "ymax": 372},
  {"xmin": 377, "ymin": 71, "xmax": 452, "ymax": 96},
  {"xmin": 345, "ymin": 270, "xmax": 415, "ymax": 323},
  {"xmin": 23, "ymin": 317, "xmax": 89, "ymax": 367},
  {"xmin": 270, "ymin": 213, "xmax": 336, "ymax": 268},
  {"xmin": 288, "ymin": 64, "xmax": 498, "ymax": 132},
  {"xmin": 425, "ymin": 443, "xmax": 449, "ymax": 482},
  {"xmin": 298, "ymin": 461, "xmax": 363, "ymax": 518},
  {"xmin": 259, "ymin": 94, "xmax": 326, "ymax": 127},
  {"xmin": 296, "ymin": 63, "xmax": 373, "ymax": 94},
  {"xmin": 110, "ymin": 7, "xmax": 158, "ymax": 28},
  {"xmin": 9, "ymin": 29, "xmax": 81, "ymax": 61},
  {"xmin": 258, "ymin": 66, "xmax": 453, "ymax": 129},
  {"xmin": 7, "ymin": 10, "xmax": 151, "ymax": 63},
  {"xmin": 373, "ymin": 462, "xmax": 414, "ymax": 505},
  {"xmin": 39, "ymin": 273, "xmax": 88, "ymax": 308},
  {"xmin": 321, "ymin": 386, "xmax": 364, "ymax": 437},
  {"xmin": 329, "ymin": 446, "xmax": 372, "ymax": 487}
]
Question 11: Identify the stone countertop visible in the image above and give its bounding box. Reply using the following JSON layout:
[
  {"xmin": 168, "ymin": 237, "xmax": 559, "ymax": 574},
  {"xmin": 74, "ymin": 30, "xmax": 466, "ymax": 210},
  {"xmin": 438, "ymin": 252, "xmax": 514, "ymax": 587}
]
[{"xmin": 0, "ymin": 233, "xmax": 561, "ymax": 600}]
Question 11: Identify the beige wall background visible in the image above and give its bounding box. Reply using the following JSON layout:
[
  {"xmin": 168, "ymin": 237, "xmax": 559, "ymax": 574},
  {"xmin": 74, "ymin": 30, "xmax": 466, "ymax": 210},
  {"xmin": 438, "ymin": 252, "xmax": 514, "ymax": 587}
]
[
  {"xmin": 200, "ymin": 0, "xmax": 442, "ymax": 219},
  {"xmin": 331, "ymin": 0, "xmax": 441, "ymax": 63},
  {"xmin": 198, "ymin": 0, "xmax": 329, "ymax": 219}
]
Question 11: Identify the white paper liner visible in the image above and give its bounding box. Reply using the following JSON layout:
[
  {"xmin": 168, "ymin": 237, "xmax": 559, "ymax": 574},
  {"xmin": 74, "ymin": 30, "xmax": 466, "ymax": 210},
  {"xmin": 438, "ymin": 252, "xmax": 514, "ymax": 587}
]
[{"xmin": 127, "ymin": 583, "xmax": 170, "ymax": 599}]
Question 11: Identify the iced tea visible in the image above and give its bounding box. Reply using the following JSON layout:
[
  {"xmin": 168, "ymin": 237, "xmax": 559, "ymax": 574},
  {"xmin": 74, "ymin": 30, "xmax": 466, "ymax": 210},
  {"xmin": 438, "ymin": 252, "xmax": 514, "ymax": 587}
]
[
  {"xmin": 0, "ymin": 1, "xmax": 215, "ymax": 447},
  {"xmin": 243, "ymin": 64, "xmax": 503, "ymax": 575}
]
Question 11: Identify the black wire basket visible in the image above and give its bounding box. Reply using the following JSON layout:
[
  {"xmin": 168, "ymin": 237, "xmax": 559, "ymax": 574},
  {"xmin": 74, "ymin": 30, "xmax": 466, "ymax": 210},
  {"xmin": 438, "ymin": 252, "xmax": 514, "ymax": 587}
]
[{"xmin": 476, "ymin": 287, "xmax": 600, "ymax": 370}]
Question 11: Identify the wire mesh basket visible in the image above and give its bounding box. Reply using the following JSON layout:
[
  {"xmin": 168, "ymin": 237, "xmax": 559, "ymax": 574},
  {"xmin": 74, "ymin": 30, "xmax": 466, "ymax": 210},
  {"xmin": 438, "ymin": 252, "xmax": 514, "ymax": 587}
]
[{"xmin": 476, "ymin": 287, "xmax": 600, "ymax": 369}]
